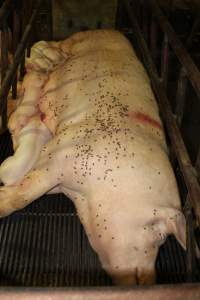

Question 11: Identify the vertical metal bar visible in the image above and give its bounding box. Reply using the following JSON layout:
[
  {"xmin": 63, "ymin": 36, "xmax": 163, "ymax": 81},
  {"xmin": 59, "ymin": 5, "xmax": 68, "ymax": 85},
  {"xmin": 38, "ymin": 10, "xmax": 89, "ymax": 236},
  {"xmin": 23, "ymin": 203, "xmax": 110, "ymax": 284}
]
[
  {"xmin": 160, "ymin": 34, "xmax": 169, "ymax": 90},
  {"xmin": 0, "ymin": 0, "xmax": 13, "ymax": 30},
  {"xmin": 1, "ymin": 27, "xmax": 9, "ymax": 84},
  {"xmin": 1, "ymin": 26, "xmax": 9, "ymax": 129},
  {"xmin": 142, "ymin": 2, "xmax": 148, "ymax": 43},
  {"xmin": 115, "ymin": 0, "xmax": 124, "ymax": 30},
  {"xmin": 19, "ymin": 53, "xmax": 26, "ymax": 80},
  {"xmin": 186, "ymin": 15, "xmax": 200, "ymax": 49},
  {"xmin": 148, "ymin": 0, "xmax": 200, "ymax": 100},
  {"xmin": 19, "ymin": 0, "xmax": 27, "ymax": 79},
  {"xmin": 19, "ymin": 0, "xmax": 29, "ymax": 81},
  {"xmin": 25, "ymin": 0, "xmax": 33, "ymax": 57},
  {"xmin": 169, "ymin": 146, "xmax": 177, "ymax": 168},
  {"xmin": 195, "ymin": 148, "xmax": 200, "ymax": 180},
  {"xmin": 12, "ymin": 9, "xmax": 21, "ymax": 99},
  {"xmin": 175, "ymin": 67, "xmax": 188, "ymax": 127},
  {"xmin": 0, "ymin": 0, "xmax": 42, "ymax": 118},
  {"xmin": 12, "ymin": 10, "xmax": 21, "ymax": 53},
  {"xmin": 184, "ymin": 197, "xmax": 196, "ymax": 282},
  {"xmin": 135, "ymin": 0, "xmax": 141, "ymax": 26},
  {"xmin": 150, "ymin": 16, "xmax": 157, "ymax": 64}
]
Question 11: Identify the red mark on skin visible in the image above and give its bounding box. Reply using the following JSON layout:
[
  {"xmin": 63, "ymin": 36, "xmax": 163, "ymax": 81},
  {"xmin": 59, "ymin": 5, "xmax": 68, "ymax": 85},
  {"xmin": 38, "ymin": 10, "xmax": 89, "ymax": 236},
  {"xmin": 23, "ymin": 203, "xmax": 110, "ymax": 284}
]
[
  {"xmin": 40, "ymin": 112, "xmax": 46, "ymax": 122},
  {"xmin": 129, "ymin": 111, "xmax": 162, "ymax": 130}
]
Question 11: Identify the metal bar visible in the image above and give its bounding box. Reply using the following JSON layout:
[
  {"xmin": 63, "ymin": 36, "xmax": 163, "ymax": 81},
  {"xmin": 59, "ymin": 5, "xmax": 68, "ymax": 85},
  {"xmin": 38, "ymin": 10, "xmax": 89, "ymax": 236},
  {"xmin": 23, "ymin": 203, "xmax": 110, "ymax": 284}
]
[
  {"xmin": 175, "ymin": 67, "xmax": 188, "ymax": 126},
  {"xmin": 1, "ymin": 285, "xmax": 200, "ymax": 300},
  {"xmin": 160, "ymin": 34, "xmax": 169, "ymax": 90},
  {"xmin": 142, "ymin": 2, "xmax": 148, "ymax": 43},
  {"xmin": 12, "ymin": 9, "xmax": 21, "ymax": 99},
  {"xmin": 150, "ymin": 17, "xmax": 157, "ymax": 64},
  {"xmin": 185, "ymin": 198, "xmax": 196, "ymax": 282},
  {"xmin": 0, "ymin": 0, "xmax": 42, "ymax": 116},
  {"xmin": 186, "ymin": 15, "xmax": 200, "ymax": 49},
  {"xmin": 196, "ymin": 149, "xmax": 200, "ymax": 180},
  {"xmin": 1, "ymin": 26, "xmax": 9, "ymax": 129},
  {"xmin": 123, "ymin": 0, "xmax": 200, "ymax": 224},
  {"xmin": 19, "ymin": 0, "xmax": 30, "ymax": 81},
  {"xmin": 115, "ymin": 0, "xmax": 124, "ymax": 30},
  {"xmin": 149, "ymin": 0, "xmax": 200, "ymax": 101},
  {"xmin": 169, "ymin": 146, "xmax": 177, "ymax": 168},
  {"xmin": 19, "ymin": 53, "xmax": 26, "ymax": 81},
  {"xmin": 25, "ymin": 0, "xmax": 34, "ymax": 57},
  {"xmin": 0, "ymin": 0, "xmax": 13, "ymax": 30},
  {"xmin": 1, "ymin": 28, "xmax": 9, "ymax": 84}
]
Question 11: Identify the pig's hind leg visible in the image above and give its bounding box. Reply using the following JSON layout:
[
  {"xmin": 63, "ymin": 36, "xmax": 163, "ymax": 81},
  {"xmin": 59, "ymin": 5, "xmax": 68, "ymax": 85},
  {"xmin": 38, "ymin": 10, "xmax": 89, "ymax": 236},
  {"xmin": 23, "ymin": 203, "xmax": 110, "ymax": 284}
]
[
  {"xmin": 0, "ymin": 137, "xmax": 62, "ymax": 217},
  {"xmin": 0, "ymin": 116, "xmax": 52, "ymax": 185}
]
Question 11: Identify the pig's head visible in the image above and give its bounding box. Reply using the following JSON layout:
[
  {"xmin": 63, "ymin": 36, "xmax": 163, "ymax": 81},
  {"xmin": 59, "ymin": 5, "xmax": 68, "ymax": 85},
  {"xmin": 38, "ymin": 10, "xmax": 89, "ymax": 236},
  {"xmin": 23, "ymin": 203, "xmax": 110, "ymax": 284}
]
[
  {"xmin": 102, "ymin": 207, "xmax": 186, "ymax": 285},
  {"xmin": 131, "ymin": 207, "xmax": 186, "ymax": 285}
]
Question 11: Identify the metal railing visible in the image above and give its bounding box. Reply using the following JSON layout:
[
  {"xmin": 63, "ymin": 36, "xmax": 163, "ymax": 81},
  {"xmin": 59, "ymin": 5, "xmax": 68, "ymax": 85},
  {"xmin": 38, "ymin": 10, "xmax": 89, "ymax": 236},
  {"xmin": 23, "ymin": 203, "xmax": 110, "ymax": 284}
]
[
  {"xmin": 116, "ymin": 0, "xmax": 200, "ymax": 283},
  {"xmin": 0, "ymin": 0, "xmax": 40, "ymax": 131},
  {"xmin": 1, "ymin": 284, "xmax": 200, "ymax": 300},
  {"xmin": 0, "ymin": 0, "xmax": 199, "ymax": 298}
]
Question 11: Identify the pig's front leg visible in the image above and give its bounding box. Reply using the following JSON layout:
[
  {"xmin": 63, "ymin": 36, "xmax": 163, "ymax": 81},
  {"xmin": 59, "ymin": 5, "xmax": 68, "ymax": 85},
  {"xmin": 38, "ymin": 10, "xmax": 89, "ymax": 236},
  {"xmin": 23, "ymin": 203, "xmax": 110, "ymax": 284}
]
[{"xmin": 0, "ymin": 116, "xmax": 52, "ymax": 185}]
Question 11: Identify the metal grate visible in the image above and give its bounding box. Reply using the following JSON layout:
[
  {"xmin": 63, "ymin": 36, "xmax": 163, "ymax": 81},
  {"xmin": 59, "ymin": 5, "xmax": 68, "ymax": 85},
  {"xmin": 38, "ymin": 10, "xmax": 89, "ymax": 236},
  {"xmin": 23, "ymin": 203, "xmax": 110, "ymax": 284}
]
[{"xmin": 0, "ymin": 131, "xmax": 199, "ymax": 287}]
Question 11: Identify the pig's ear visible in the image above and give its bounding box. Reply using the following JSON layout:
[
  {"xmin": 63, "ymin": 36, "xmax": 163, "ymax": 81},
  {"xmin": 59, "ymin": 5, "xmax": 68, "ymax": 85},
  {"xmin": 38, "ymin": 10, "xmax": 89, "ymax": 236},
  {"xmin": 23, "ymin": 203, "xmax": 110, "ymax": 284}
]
[{"xmin": 166, "ymin": 209, "xmax": 186, "ymax": 250}]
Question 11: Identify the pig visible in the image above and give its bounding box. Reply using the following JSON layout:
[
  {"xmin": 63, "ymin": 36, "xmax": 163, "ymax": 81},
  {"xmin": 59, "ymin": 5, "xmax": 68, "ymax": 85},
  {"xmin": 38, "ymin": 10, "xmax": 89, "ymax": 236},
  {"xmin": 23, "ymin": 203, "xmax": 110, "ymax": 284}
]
[{"xmin": 0, "ymin": 29, "xmax": 186, "ymax": 285}]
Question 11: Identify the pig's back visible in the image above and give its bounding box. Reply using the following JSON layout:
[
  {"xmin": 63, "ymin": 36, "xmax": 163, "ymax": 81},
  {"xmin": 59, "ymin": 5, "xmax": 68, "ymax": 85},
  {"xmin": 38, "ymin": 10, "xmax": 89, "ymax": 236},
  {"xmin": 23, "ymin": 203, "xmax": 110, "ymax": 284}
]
[{"xmin": 40, "ymin": 30, "xmax": 165, "ymax": 151}]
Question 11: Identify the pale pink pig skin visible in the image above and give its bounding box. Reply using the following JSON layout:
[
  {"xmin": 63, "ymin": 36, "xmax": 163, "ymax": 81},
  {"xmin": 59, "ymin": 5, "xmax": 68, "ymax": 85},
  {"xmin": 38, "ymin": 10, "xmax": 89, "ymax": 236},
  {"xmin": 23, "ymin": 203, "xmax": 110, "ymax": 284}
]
[{"xmin": 0, "ymin": 30, "xmax": 186, "ymax": 285}]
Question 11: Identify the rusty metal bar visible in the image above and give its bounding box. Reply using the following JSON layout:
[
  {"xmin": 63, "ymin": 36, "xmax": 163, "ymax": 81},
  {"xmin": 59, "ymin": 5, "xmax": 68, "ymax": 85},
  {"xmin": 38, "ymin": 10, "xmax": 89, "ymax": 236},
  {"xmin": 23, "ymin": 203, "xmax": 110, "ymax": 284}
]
[
  {"xmin": 0, "ymin": 0, "xmax": 42, "ymax": 118},
  {"xmin": 149, "ymin": 0, "xmax": 200, "ymax": 101},
  {"xmin": 0, "ymin": 284, "xmax": 200, "ymax": 300},
  {"xmin": 123, "ymin": 0, "xmax": 200, "ymax": 224},
  {"xmin": 175, "ymin": 67, "xmax": 188, "ymax": 126},
  {"xmin": 160, "ymin": 33, "xmax": 169, "ymax": 90}
]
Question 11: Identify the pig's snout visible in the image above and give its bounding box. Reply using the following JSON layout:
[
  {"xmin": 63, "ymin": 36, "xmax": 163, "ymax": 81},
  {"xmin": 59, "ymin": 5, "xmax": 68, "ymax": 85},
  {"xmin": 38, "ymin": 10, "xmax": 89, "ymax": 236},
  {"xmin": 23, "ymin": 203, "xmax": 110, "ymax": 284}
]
[{"xmin": 111, "ymin": 267, "xmax": 156, "ymax": 286}]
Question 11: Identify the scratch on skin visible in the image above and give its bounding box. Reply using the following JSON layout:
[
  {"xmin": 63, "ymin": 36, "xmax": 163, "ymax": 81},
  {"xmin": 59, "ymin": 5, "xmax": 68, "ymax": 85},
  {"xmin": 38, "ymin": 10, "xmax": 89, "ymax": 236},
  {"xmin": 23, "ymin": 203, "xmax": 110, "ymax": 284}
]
[
  {"xmin": 128, "ymin": 111, "xmax": 162, "ymax": 130},
  {"xmin": 40, "ymin": 112, "xmax": 46, "ymax": 122}
]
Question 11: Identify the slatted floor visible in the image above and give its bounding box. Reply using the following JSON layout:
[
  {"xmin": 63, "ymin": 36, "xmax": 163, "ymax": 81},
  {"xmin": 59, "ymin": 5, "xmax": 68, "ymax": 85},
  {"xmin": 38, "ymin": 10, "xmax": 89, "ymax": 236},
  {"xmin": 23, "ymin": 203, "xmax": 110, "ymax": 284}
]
[{"xmin": 0, "ymin": 131, "xmax": 199, "ymax": 286}]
